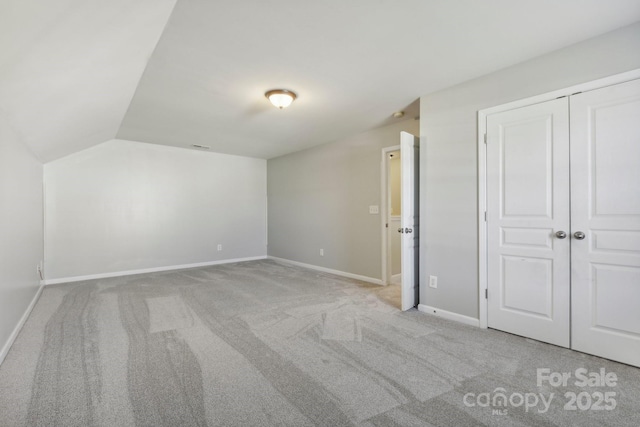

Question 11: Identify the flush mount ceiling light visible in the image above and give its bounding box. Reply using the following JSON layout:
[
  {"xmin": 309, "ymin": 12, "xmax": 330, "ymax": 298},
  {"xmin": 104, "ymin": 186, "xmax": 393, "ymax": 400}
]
[
  {"xmin": 392, "ymin": 111, "xmax": 405, "ymax": 118},
  {"xmin": 265, "ymin": 89, "xmax": 297, "ymax": 109}
]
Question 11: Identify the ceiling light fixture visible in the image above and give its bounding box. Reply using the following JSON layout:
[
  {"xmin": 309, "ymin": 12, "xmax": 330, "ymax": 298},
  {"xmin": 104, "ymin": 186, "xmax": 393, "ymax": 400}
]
[
  {"xmin": 265, "ymin": 89, "xmax": 297, "ymax": 109},
  {"xmin": 392, "ymin": 111, "xmax": 405, "ymax": 118}
]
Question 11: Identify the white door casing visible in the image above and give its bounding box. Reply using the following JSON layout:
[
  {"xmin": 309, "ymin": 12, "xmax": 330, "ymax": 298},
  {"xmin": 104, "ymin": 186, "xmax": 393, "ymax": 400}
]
[
  {"xmin": 486, "ymin": 98, "xmax": 571, "ymax": 347},
  {"xmin": 570, "ymin": 78, "xmax": 640, "ymax": 367},
  {"xmin": 401, "ymin": 132, "xmax": 420, "ymax": 311}
]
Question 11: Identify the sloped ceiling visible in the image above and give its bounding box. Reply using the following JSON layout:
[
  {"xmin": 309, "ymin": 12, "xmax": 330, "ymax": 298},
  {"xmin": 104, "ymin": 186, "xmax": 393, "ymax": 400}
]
[
  {"xmin": 0, "ymin": 0, "xmax": 177, "ymax": 163},
  {"xmin": 2, "ymin": 1, "xmax": 640, "ymax": 162}
]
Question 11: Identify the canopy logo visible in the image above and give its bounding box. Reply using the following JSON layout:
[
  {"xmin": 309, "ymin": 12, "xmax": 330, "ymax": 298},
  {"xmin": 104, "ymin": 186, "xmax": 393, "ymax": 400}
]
[{"xmin": 463, "ymin": 368, "xmax": 618, "ymax": 415}]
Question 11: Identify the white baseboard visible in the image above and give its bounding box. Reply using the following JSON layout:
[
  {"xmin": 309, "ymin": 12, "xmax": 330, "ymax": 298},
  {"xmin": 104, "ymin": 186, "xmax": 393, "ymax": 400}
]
[
  {"xmin": 43, "ymin": 256, "xmax": 268, "ymax": 285},
  {"xmin": 390, "ymin": 274, "xmax": 401, "ymax": 285},
  {"xmin": 418, "ymin": 304, "xmax": 480, "ymax": 327},
  {"xmin": 0, "ymin": 284, "xmax": 44, "ymax": 366},
  {"xmin": 269, "ymin": 256, "xmax": 383, "ymax": 286}
]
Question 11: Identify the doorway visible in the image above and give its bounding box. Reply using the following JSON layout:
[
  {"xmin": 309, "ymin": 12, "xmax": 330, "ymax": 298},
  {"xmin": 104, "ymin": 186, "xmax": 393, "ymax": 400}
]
[
  {"xmin": 381, "ymin": 132, "xmax": 420, "ymax": 311},
  {"xmin": 386, "ymin": 149, "xmax": 402, "ymax": 286},
  {"xmin": 480, "ymin": 76, "xmax": 640, "ymax": 367},
  {"xmin": 381, "ymin": 145, "xmax": 401, "ymax": 309}
]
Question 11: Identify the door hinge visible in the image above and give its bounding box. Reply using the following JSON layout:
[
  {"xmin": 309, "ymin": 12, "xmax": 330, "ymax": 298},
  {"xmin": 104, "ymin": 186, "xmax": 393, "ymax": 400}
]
[
  {"xmin": 385, "ymin": 223, "xmax": 388, "ymax": 228},
  {"xmin": 483, "ymin": 133, "xmax": 487, "ymax": 144},
  {"xmin": 484, "ymin": 211, "xmax": 487, "ymax": 222},
  {"xmin": 485, "ymin": 289, "xmax": 488, "ymax": 299}
]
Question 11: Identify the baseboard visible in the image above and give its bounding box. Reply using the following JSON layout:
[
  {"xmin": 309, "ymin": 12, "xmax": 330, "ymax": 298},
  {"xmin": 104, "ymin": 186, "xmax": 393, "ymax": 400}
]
[
  {"xmin": 269, "ymin": 256, "xmax": 383, "ymax": 285},
  {"xmin": 43, "ymin": 256, "xmax": 268, "ymax": 285},
  {"xmin": 390, "ymin": 273, "xmax": 401, "ymax": 285},
  {"xmin": 418, "ymin": 304, "xmax": 480, "ymax": 327},
  {"xmin": 0, "ymin": 284, "xmax": 44, "ymax": 366}
]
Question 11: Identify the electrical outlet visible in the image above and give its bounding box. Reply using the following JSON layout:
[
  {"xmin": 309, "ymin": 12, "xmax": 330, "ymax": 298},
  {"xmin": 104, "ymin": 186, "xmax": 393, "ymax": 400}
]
[
  {"xmin": 320, "ymin": 249, "xmax": 324, "ymax": 256},
  {"xmin": 217, "ymin": 244, "xmax": 222, "ymax": 251},
  {"xmin": 369, "ymin": 205, "xmax": 379, "ymax": 214},
  {"xmin": 429, "ymin": 275, "xmax": 438, "ymax": 288}
]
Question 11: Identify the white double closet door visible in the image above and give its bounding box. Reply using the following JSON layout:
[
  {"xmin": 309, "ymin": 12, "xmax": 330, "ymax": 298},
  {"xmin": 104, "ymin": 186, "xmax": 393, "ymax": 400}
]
[{"xmin": 486, "ymin": 78, "xmax": 640, "ymax": 367}]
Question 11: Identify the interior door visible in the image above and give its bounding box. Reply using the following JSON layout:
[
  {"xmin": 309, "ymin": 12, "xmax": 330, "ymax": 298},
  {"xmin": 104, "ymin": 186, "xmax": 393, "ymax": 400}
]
[
  {"xmin": 486, "ymin": 98, "xmax": 571, "ymax": 347},
  {"xmin": 400, "ymin": 132, "xmax": 419, "ymax": 311},
  {"xmin": 570, "ymin": 78, "xmax": 640, "ymax": 367}
]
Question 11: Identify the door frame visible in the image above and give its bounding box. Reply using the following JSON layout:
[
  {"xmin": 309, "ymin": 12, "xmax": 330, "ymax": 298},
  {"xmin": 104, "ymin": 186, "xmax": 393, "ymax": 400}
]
[
  {"xmin": 477, "ymin": 68, "xmax": 640, "ymax": 329},
  {"xmin": 381, "ymin": 144, "xmax": 401, "ymax": 286}
]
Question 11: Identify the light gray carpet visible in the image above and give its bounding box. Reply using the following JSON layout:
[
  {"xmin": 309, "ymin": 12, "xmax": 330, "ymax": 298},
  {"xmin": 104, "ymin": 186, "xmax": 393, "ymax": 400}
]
[{"xmin": 0, "ymin": 259, "xmax": 639, "ymax": 426}]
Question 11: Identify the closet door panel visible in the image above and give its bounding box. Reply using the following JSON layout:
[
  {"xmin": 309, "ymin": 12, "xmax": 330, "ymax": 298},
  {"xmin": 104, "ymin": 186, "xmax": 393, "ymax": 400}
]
[
  {"xmin": 570, "ymin": 78, "xmax": 640, "ymax": 367},
  {"xmin": 486, "ymin": 98, "xmax": 570, "ymax": 347}
]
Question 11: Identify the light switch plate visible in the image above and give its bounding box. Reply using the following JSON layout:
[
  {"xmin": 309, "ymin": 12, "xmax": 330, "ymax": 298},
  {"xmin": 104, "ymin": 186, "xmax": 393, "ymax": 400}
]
[{"xmin": 369, "ymin": 205, "xmax": 379, "ymax": 214}]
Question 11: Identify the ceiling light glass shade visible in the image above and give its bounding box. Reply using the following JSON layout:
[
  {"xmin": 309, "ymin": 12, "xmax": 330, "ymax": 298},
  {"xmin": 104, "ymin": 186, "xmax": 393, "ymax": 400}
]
[{"xmin": 265, "ymin": 89, "xmax": 297, "ymax": 109}]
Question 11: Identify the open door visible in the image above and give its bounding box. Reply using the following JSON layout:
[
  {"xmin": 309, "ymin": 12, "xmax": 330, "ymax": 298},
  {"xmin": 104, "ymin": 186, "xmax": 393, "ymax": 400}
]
[{"xmin": 400, "ymin": 132, "xmax": 419, "ymax": 310}]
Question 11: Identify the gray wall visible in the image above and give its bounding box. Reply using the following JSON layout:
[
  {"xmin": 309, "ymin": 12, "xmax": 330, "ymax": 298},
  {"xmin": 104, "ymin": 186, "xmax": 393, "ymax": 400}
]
[
  {"xmin": 268, "ymin": 119, "xmax": 419, "ymax": 281},
  {"xmin": 45, "ymin": 139, "xmax": 267, "ymax": 281},
  {"xmin": 420, "ymin": 22, "xmax": 640, "ymax": 319},
  {"xmin": 0, "ymin": 114, "xmax": 43, "ymax": 361}
]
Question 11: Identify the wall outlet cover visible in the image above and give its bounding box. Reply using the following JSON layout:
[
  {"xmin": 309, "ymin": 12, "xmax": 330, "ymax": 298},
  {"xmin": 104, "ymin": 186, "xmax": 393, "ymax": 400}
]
[
  {"xmin": 369, "ymin": 205, "xmax": 379, "ymax": 214},
  {"xmin": 429, "ymin": 275, "xmax": 438, "ymax": 288}
]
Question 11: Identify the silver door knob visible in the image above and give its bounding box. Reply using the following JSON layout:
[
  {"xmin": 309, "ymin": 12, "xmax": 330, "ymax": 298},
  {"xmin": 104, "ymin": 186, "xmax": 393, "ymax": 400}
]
[
  {"xmin": 405, "ymin": 228, "xmax": 412, "ymax": 233},
  {"xmin": 398, "ymin": 228, "xmax": 403, "ymax": 233},
  {"xmin": 574, "ymin": 231, "xmax": 586, "ymax": 240},
  {"xmin": 555, "ymin": 231, "xmax": 567, "ymax": 239}
]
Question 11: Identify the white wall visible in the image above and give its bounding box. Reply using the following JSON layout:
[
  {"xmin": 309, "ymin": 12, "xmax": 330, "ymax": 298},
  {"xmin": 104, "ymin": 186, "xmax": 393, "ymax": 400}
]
[
  {"xmin": 44, "ymin": 139, "xmax": 267, "ymax": 281},
  {"xmin": 268, "ymin": 119, "xmax": 419, "ymax": 281},
  {"xmin": 0, "ymin": 114, "xmax": 43, "ymax": 361},
  {"xmin": 420, "ymin": 22, "xmax": 640, "ymax": 319}
]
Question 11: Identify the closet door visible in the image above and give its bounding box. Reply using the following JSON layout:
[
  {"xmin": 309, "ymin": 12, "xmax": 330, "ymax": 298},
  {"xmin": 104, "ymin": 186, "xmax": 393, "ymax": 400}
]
[
  {"xmin": 486, "ymin": 98, "xmax": 571, "ymax": 347},
  {"xmin": 570, "ymin": 78, "xmax": 640, "ymax": 367}
]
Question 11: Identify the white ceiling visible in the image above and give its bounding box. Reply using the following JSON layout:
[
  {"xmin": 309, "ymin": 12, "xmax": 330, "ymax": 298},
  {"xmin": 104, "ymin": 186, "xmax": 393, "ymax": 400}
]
[{"xmin": 3, "ymin": 1, "xmax": 640, "ymax": 162}]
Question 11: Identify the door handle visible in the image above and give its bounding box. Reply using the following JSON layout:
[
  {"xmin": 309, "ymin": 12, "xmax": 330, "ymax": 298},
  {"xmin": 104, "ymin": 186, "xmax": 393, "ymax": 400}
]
[
  {"xmin": 555, "ymin": 231, "xmax": 567, "ymax": 239},
  {"xmin": 405, "ymin": 228, "xmax": 412, "ymax": 234},
  {"xmin": 573, "ymin": 231, "xmax": 586, "ymax": 240},
  {"xmin": 398, "ymin": 228, "xmax": 403, "ymax": 233}
]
